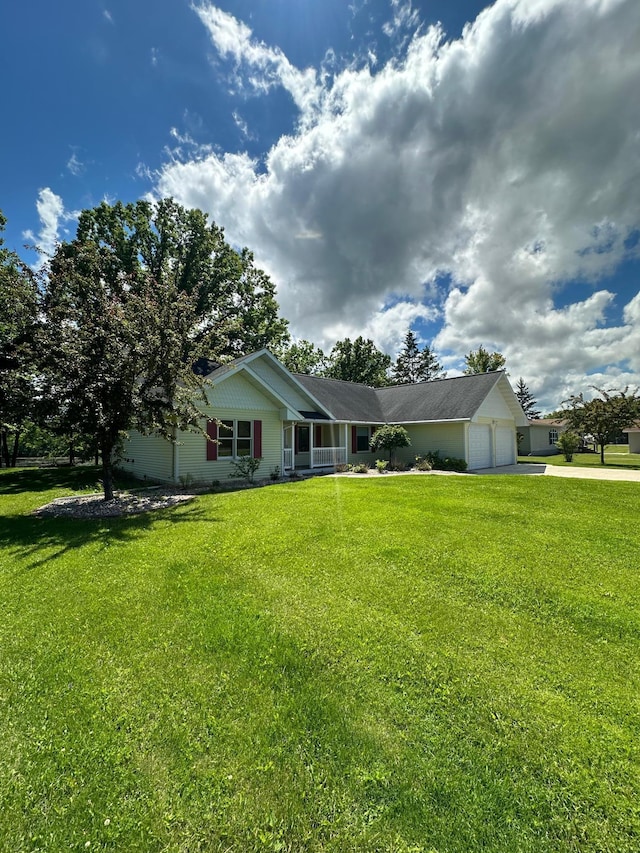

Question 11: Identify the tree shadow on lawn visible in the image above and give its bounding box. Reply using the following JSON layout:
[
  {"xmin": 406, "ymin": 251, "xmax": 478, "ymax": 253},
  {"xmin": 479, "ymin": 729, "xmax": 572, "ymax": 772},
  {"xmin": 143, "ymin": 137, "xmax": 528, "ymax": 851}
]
[
  {"xmin": 0, "ymin": 465, "xmax": 140, "ymax": 496},
  {"xmin": 0, "ymin": 502, "xmax": 219, "ymax": 573}
]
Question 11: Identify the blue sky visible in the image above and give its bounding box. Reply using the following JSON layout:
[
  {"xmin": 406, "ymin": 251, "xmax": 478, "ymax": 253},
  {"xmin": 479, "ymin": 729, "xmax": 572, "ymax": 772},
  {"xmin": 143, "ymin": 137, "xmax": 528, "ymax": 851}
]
[{"xmin": 3, "ymin": 0, "xmax": 640, "ymax": 411}]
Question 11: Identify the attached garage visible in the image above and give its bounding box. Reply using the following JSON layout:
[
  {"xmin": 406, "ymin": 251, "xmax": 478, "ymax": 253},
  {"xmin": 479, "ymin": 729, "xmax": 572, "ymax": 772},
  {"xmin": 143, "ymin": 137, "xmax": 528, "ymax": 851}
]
[
  {"xmin": 468, "ymin": 424, "xmax": 492, "ymax": 470},
  {"xmin": 495, "ymin": 426, "xmax": 516, "ymax": 466}
]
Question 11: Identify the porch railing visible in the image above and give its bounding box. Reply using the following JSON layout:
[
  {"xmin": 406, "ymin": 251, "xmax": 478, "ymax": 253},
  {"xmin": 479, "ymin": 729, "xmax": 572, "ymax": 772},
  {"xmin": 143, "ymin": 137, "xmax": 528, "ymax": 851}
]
[
  {"xmin": 312, "ymin": 446, "xmax": 347, "ymax": 468},
  {"xmin": 283, "ymin": 448, "xmax": 293, "ymax": 469}
]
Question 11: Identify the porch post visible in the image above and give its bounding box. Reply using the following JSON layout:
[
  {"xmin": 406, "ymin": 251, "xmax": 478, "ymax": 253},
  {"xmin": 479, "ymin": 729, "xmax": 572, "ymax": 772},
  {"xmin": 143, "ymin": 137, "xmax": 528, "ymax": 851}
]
[{"xmin": 310, "ymin": 420, "xmax": 315, "ymax": 468}]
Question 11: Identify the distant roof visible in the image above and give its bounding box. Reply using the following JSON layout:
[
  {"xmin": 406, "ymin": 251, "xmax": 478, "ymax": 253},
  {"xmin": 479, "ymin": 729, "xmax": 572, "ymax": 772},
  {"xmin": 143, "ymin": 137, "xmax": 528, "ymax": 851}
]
[{"xmin": 527, "ymin": 417, "xmax": 567, "ymax": 426}]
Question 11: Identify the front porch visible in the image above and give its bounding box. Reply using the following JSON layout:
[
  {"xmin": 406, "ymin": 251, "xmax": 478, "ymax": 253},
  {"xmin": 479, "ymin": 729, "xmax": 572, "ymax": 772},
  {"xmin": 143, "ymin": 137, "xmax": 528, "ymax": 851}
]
[{"xmin": 283, "ymin": 422, "xmax": 349, "ymax": 471}]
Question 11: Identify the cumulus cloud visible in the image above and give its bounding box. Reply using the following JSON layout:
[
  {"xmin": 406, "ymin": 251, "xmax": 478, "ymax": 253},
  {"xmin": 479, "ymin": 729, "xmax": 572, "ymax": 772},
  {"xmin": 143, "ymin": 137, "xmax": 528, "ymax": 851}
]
[
  {"xmin": 23, "ymin": 188, "xmax": 67, "ymax": 268},
  {"xmin": 156, "ymin": 0, "xmax": 640, "ymax": 409}
]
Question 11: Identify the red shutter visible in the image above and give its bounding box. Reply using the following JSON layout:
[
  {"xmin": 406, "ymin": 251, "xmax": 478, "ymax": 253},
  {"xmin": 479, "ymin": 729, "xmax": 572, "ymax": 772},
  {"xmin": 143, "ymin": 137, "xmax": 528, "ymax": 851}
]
[
  {"xmin": 253, "ymin": 420, "xmax": 262, "ymax": 458},
  {"xmin": 315, "ymin": 424, "xmax": 322, "ymax": 447},
  {"xmin": 206, "ymin": 420, "xmax": 218, "ymax": 460},
  {"xmin": 351, "ymin": 425, "xmax": 357, "ymax": 453}
]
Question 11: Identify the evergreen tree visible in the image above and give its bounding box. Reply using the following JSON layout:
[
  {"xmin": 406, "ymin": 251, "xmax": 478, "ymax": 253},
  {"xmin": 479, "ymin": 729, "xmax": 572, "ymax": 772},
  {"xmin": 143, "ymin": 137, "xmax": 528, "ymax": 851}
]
[
  {"xmin": 392, "ymin": 331, "xmax": 446, "ymax": 384},
  {"xmin": 392, "ymin": 331, "xmax": 421, "ymax": 384},
  {"xmin": 515, "ymin": 377, "xmax": 541, "ymax": 420}
]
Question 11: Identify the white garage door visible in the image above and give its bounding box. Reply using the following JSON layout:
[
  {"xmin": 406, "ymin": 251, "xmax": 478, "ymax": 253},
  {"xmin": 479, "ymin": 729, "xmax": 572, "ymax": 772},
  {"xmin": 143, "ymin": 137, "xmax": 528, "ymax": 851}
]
[
  {"xmin": 495, "ymin": 427, "xmax": 516, "ymax": 466},
  {"xmin": 468, "ymin": 425, "xmax": 492, "ymax": 469}
]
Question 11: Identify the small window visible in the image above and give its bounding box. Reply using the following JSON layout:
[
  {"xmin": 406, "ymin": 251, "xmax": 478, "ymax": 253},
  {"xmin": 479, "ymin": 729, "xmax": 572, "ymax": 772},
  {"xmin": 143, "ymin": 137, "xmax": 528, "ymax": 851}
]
[
  {"xmin": 218, "ymin": 419, "xmax": 253, "ymax": 458},
  {"xmin": 356, "ymin": 426, "xmax": 370, "ymax": 452},
  {"xmin": 549, "ymin": 428, "xmax": 558, "ymax": 445}
]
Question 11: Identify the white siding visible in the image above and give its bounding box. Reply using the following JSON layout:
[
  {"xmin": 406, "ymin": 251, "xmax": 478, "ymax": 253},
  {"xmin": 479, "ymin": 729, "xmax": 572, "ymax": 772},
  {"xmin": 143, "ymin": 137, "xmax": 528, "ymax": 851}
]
[
  {"xmin": 475, "ymin": 383, "xmax": 515, "ymax": 421},
  {"xmin": 118, "ymin": 431, "xmax": 174, "ymax": 482},
  {"xmin": 393, "ymin": 423, "xmax": 466, "ymax": 465},
  {"xmin": 205, "ymin": 371, "xmax": 279, "ymax": 411},
  {"xmin": 246, "ymin": 359, "xmax": 315, "ymax": 412}
]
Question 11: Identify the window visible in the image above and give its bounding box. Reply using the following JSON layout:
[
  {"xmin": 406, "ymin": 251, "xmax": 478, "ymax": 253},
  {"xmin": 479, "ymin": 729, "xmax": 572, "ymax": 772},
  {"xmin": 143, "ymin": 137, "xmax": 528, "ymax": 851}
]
[
  {"xmin": 219, "ymin": 420, "xmax": 253, "ymax": 458},
  {"xmin": 356, "ymin": 426, "xmax": 370, "ymax": 452},
  {"xmin": 549, "ymin": 428, "xmax": 558, "ymax": 445}
]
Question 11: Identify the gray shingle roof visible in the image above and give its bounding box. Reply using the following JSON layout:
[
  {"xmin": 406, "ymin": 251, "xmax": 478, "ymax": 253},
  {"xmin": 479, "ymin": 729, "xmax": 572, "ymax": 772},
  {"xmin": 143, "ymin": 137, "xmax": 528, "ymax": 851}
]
[
  {"xmin": 294, "ymin": 374, "xmax": 385, "ymax": 422},
  {"xmin": 375, "ymin": 372, "xmax": 503, "ymax": 422},
  {"xmin": 295, "ymin": 371, "xmax": 505, "ymax": 423}
]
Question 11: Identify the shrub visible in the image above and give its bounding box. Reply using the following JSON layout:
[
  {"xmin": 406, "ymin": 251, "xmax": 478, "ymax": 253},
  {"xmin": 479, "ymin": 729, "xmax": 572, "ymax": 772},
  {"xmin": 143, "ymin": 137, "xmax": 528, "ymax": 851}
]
[
  {"xmin": 229, "ymin": 456, "xmax": 262, "ymax": 484},
  {"xmin": 350, "ymin": 463, "xmax": 369, "ymax": 474},
  {"xmin": 414, "ymin": 456, "xmax": 432, "ymax": 472},
  {"xmin": 270, "ymin": 465, "xmax": 281, "ymax": 481},
  {"xmin": 375, "ymin": 459, "xmax": 389, "ymax": 473},
  {"xmin": 423, "ymin": 451, "xmax": 467, "ymax": 472},
  {"xmin": 388, "ymin": 460, "xmax": 408, "ymax": 472},
  {"xmin": 335, "ymin": 463, "xmax": 350, "ymax": 473},
  {"xmin": 556, "ymin": 430, "xmax": 581, "ymax": 462},
  {"xmin": 369, "ymin": 424, "xmax": 411, "ymax": 463}
]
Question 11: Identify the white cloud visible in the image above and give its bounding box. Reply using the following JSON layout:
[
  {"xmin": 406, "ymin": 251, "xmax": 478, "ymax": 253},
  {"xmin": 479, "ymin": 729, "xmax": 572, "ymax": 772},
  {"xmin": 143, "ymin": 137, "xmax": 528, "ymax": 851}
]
[
  {"xmin": 66, "ymin": 152, "xmax": 84, "ymax": 176},
  {"xmin": 157, "ymin": 0, "xmax": 640, "ymax": 410},
  {"xmin": 28, "ymin": 188, "xmax": 65, "ymax": 268}
]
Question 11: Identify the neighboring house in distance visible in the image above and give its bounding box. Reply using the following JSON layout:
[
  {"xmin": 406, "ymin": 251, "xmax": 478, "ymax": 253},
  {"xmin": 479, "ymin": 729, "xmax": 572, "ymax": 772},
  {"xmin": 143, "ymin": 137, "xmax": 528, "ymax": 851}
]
[
  {"xmin": 519, "ymin": 418, "xmax": 568, "ymax": 456},
  {"xmin": 118, "ymin": 349, "xmax": 528, "ymax": 484},
  {"xmin": 623, "ymin": 424, "xmax": 640, "ymax": 453}
]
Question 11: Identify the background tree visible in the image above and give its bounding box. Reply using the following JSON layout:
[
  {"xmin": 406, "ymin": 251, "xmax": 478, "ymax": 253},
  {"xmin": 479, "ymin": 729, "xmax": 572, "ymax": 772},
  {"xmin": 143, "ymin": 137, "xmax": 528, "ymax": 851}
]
[
  {"xmin": 463, "ymin": 345, "xmax": 506, "ymax": 374},
  {"xmin": 515, "ymin": 377, "xmax": 541, "ymax": 420},
  {"xmin": 392, "ymin": 331, "xmax": 447, "ymax": 384},
  {"xmin": 75, "ymin": 199, "xmax": 290, "ymax": 359},
  {"xmin": 555, "ymin": 430, "xmax": 581, "ymax": 462},
  {"xmin": 280, "ymin": 340, "xmax": 327, "ymax": 375},
  {"xmin": 325, "ymin": 337, "xmax": 391, "ymax": 387},
  {"xmin": 0, "ymin": 211, "xmax": 40, "ymax": 467},
  {"xmin": 41, "ymin": 236, "xmax": 214, "ymax": 500},
  {"xmin": 369, "ymin": 424, "xmax": 411, "ymax": 464},
  {"xmin": 563, "ymin": 387, "xmax": 640, "ymax": 464}
]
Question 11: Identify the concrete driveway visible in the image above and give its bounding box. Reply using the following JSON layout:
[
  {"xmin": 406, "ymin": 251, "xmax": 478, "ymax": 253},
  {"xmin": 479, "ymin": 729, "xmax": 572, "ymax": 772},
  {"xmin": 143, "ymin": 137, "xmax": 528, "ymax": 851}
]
[{"xmin": 474, "ymin": 463, "xmax": 640, "ymax": 482}]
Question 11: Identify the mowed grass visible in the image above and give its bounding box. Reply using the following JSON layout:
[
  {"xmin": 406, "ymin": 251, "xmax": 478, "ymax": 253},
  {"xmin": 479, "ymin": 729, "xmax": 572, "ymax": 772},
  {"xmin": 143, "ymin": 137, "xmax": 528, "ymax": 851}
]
[
  {"xmin": 521, "ymin": 445, "xmax": 640, "ymax": 469},
  {"xmin": 1, "ymin": 469, "xmax": 639, "ymax": 852}
]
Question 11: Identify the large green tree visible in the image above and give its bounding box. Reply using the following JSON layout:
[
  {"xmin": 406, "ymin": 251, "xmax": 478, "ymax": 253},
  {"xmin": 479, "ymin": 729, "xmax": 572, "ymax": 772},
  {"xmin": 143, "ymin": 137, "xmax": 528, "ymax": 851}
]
[
  {"xmin": 280, "ymin": 340, "xmax": 327, "ymax": 375},
  {"xmin": 0, "ymin": 211, "xmax": 39, "ymax": 467},
  {"xmin": 392, "ymin": 330, "xmax": 446, "ymax": 384},
  {"xmin": 563, "ymin": 387, "xmax": 640, "ymax": 464},
  {"xmin": 463, "ymin": 345, "xmax": 506, "ymax": 375},
  {"xmin": 325, "ymin": 337, "xmax": 391, "ymax": 387},
  {"xmin": 75, "ymin": 198, "xmax": 290, "ymax": 359},
  {"xmin": 515, "ymin": 377, "xmax": 541, "ymax": 420},
  {"xmin": 41, "ymin": 236, "xmax": 214, "ymax": 500}
]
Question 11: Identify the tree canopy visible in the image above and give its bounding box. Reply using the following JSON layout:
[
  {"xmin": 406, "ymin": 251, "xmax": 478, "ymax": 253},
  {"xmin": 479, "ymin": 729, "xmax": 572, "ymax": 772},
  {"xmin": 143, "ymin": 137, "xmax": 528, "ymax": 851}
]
[
  {"xmin": 563, "ymin": 387, "xmax": 640, "ymax": 464},
  {"xmin": 0, "ymin": 210, "xmax": 40, "ymax": 466},
  {"xmin": 325, "ymin": 337, "xmax": 391, "ymax": 387},
  {"xmin": 280, "ymin": 340, "xmax": 327, "ymax": 375},
  {"xmin": 515, "ymin": 377, "xmax": 541, "ymax": 420},
  {"xmin": 392, "ymin": 330, "xmax": 446, "ymax": 384},
  {"xmin": 41, "ymin": 234, "xmax": 214, "ymax": 499},
  {"xmin": 74, "ymin": 199, "xmax": 290, "ymax": 359},
  {"xmin": 463, "ymin": 345, "xmax": 506, "ymax": 375}
]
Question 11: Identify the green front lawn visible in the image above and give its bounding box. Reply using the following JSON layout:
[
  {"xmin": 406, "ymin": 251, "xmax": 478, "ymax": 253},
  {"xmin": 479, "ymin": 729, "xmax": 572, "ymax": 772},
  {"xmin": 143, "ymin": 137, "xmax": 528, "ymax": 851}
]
[
  {"xmin": 520, "ymin": 445, "xmax": 640, "ymax": 469},
  {"xmin": 1, "ymin": 468, "xmax": 639, "ymax": 851}
]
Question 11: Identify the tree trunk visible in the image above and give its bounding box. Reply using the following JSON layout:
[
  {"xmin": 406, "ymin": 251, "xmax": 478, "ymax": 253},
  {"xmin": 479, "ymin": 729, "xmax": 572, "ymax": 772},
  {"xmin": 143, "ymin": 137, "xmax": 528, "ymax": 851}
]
[
  {"xmin": 69, "ymin": 434, "xmax": 75, "ymax": 466},
  {"xmin": 600, "ymin": 441, "xmax": 606, "ymax": 465},
  {"xmin": 101, "ymin": 442, "xmax": 115, "ymax": 501},
  {"xmin": 1, "ymin": 430, "xmax": 10, "ymax": 467},
  {"xmin": 10, "ymin": 431, "xmax": 20, "ymax": 467}
]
